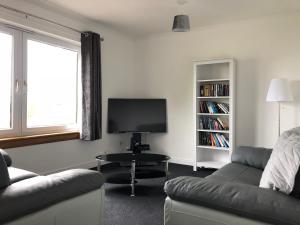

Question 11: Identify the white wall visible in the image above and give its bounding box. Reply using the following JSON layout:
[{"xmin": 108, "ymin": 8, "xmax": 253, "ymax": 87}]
[
  {"xmin": 133, "ymin": 14, "xmax": 300, "ymax": 165},
  {"xmin": 2, "ymin": 1, "xmax": 300, "ymax": 170},
  {"xmin": 0, "ymin": 0, "xmax": 136, "ymax": 173}
]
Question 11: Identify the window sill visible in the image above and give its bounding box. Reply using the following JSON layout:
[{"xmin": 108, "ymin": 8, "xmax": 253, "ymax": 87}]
[{"xmin": 0, "ymin": 132, "xmax": 80, "ymax": 149}]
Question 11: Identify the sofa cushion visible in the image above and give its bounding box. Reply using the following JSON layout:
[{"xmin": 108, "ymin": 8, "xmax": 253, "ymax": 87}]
[
  {"xmin": 0, "ymin": 149, "xmax": 12, "ymax": 167},
  {"xmin": 208, "ymin": 163, "xmax": 262, "ymax": 186},
  {"xmin": 231, "ymin": 146, "xmax": 272, "ymax": 170},
  {"xmin": 165, "ymin": 176, "xmax": 300, "ymax": 225},
  {"xmin": 0, "ymin": 169, "xmax": 104, "ymax": 224},
  {"xmin": 0, "ymin": 153, "xmax": 10, "ymax": 189},
  {"xmin": 260, "ymin": 127, "xmax": 300, "ymax": 194},
  {"xmin": 8, "ymin": 167, "xmax": 38, "ymax": 184}
]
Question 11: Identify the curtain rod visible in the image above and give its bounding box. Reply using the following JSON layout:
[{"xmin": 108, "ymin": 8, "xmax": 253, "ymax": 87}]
[{"xmin": 0, "ymin": 3, "xmax": 104, "ymax": 41}]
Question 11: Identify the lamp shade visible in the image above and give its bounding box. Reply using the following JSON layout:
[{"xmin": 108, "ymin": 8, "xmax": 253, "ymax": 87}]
[
  {"xmin": 266, "ymin": 78, "xmax": 293, "ymax": 102},
  {"xmin": 172, "ymin": 15, "xmax": 190, "ymax": 32}
]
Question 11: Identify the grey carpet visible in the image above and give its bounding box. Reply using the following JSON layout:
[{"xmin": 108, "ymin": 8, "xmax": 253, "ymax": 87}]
[{"xmin": 102, "ymin": 163, "xmax": 215, "ymax": 225}]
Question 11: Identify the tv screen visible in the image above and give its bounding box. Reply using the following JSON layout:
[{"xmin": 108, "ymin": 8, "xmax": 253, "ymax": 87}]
[{"xmin": 108, "ymin": 98, "xmax": 167, "ymax": 133}]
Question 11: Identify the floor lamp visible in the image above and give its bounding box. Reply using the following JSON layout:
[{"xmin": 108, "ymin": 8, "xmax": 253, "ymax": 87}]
[{"xmin": 266, "ymin": 78, "xmax": 293, "ymax": 137}]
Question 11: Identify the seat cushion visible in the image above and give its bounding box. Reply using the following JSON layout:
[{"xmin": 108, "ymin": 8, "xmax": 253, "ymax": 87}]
[
  {"xmin": 207, "ymin": 163, "xmax": 263, "ymax": 186},
  {"xmin": 165, "ymin": 176, "xmax": 300, "ymax": 225},
  {"xmin": 0, "ymin": 169, "xmax": 104, "ymax": 224},
  {"xmin": 8, "ymin": 167, "xmax": 38, "ymax": 184}
]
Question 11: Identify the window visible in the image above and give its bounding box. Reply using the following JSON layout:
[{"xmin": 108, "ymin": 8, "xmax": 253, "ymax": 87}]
[
  {"xmin": 0, "ymin": 26, "xmax": 80, "ymax": 138},
  {"xmin": 26, "ymin": 39, "xmax": 78, "ymax": 128},
  {"xmin": 0, "ymin": 32, "xmax": 13, "ymax": 130}
]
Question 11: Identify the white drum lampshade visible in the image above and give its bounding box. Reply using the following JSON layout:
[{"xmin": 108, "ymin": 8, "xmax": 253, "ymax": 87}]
[
  {"xmin": 266, "ymin": 78, "xmax": 293, "ymax": 136},
  {"xmin": 266, "ymin": 78, "xmax": 293, "ymax": 102}
]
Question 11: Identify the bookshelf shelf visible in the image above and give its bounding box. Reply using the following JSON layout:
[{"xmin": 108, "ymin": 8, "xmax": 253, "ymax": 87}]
[
  {"xmin": 197, "ymin": 78, "xmax": 230, "ymax": 83},
  {"xmin": 197, "ymin": 129, "xmax": 230, "ymax": 133},
  {"xmin": 193, "ymin": 59, "xmax": 236, "ymax": 171},
  {"xmin": 197, "ymin": 113, "xmax": 230, "ymax": 116},
  {"xmin": 197, "ymin": 96, "xmax": 230, "ymax": 99},
  {"xmin": 197, "ymin": 145, "xmax": 230, "ymax": 151}
]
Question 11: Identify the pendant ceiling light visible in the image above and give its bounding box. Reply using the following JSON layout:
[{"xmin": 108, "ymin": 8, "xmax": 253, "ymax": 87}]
[
  {"xmin": 172, "ymin": 15, "xmax": 190, "ymax": 32},
  {"xmin": 172, "ymin": 0, "xmax": 190, "ymax": 32}
]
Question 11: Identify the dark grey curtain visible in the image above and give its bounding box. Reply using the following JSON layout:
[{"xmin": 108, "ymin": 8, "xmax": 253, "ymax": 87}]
[{"xmin": 81, "ymin": 32, "xmax": 102, "ymax": 140}]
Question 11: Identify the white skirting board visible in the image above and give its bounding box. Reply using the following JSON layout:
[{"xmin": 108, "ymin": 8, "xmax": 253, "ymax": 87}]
[{"xmin": 169, "ymin": 157, "xmax": 194, "ymax": 166}]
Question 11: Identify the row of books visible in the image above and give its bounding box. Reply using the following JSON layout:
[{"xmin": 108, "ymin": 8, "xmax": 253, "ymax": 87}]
[
  {"xmin": 199, "ymin": 84, "xmax": 229, "ymax": 97},
  {"xmin": 199, "ymin": 132, "xmax": 229, "ymax": 148},
  {"xmin": 199, "ymin": 117, "xmax": 229, "ymax": 130},
  {"xmin": 199, "ymin": 101, "xmax": 229, "ymax": 114}
]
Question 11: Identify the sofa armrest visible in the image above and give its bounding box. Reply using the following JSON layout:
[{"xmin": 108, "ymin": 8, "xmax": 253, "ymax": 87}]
[
  {"xmin": 0, "ymin": 149, "xmax": 12, "ymax": 167},
  {"xmin": 0, "ymin": 153, "xmax": 10, "ymax": 189},
  {"xmin": 0, "ymin": 169, "xmax": 104, "ymax": 224},
  {"xmin": 165, "ymin": 176, "xmax": 300, "ymax": 225},
  {"xmin": 231, "ymin": 146, "xmax": 272, "ymax": 170}
]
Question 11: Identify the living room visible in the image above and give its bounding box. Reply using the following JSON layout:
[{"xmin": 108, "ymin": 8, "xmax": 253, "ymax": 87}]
[{"xmin": 0, "ymin": 0, "xmax": 300, "ymax": 225}]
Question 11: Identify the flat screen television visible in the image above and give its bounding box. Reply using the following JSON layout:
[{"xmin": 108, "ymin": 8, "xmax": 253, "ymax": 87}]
[{"xmin": 107, "ymin": 98, "xmax": 167, "ymax": 133}]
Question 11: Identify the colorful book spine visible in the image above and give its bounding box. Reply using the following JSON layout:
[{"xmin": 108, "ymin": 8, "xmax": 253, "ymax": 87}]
[
  {"xmin": 199, "ymin": 83, "xmax": 229, "ymax": 97},
  {"xmin": 199, "ymin": 101, "xmax": 229, "ymax": 114},
  {"xmin": 199, "ymin": 132, "xmax": 229, "ymax": 149}
]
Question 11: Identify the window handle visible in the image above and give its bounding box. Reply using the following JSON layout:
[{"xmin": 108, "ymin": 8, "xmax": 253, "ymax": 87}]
[
  {"xmin": 24, "ymin": 80, "xmax": 27, "ymax": 87},
  {"xmin": 15, "ymin": 79, "xmax": 19, "ymax": 93}
]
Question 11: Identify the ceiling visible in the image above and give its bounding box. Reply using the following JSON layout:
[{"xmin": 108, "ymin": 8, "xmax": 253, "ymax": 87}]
[{"xmin": 31, "ymin": 0, "xmax": 300, "ymax": 37}]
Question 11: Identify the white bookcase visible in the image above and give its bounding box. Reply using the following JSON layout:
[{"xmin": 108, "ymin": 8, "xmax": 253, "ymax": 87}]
[{"xmin": 193, "ymin": 59, "xmax": 236, "ymax": 171}]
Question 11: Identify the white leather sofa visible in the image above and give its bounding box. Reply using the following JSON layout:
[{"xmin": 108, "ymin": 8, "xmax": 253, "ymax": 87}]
[
  {"xmin": 164, "ymin": 146, "xmax": 300, "ymax": 225},
  {"xmin": 164, "ymin": 197, "xmax": 268, "ymax": 225},
  {"xmin": 0, "ymin": 149, "xmax": 105, "ymax": 225},
  {"xmin": 5, "ymin": 188, "xmax": 104, "ymax": 225}
]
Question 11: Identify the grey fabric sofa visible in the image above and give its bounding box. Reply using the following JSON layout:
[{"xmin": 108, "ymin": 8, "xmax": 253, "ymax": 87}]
[
  {"xmin": 0, "ymin": 149, "xmax": 105, "ymax": 225},
  {"xmin": 164, "ymin": 146, "xmax": 300, "ymax": 225}
]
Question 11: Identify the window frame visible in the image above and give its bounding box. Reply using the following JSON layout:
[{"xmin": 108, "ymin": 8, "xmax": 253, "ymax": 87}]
[
  {"xmin": 22, "ymin": 32, "xmax": 81, "ymax": 136},
  {"xmin": 0, "ymin": 25, "xmax": 81, "ymax": 138},
  {"xmin": 0, "ymin": 25, "xmax": 22, "ymax": 138}
]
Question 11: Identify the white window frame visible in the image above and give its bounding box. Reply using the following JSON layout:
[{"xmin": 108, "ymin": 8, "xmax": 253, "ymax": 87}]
[
  {"xmin": 0, "ymin": 25, "xmax": 22, "ymax": 138},
  {"xmin": 0, "ymin": 25, "xmax": 81, "ymax": 138},
  {"xmin": 22, "ymin": 32, "xmax": 81, "ymax": 136}
]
